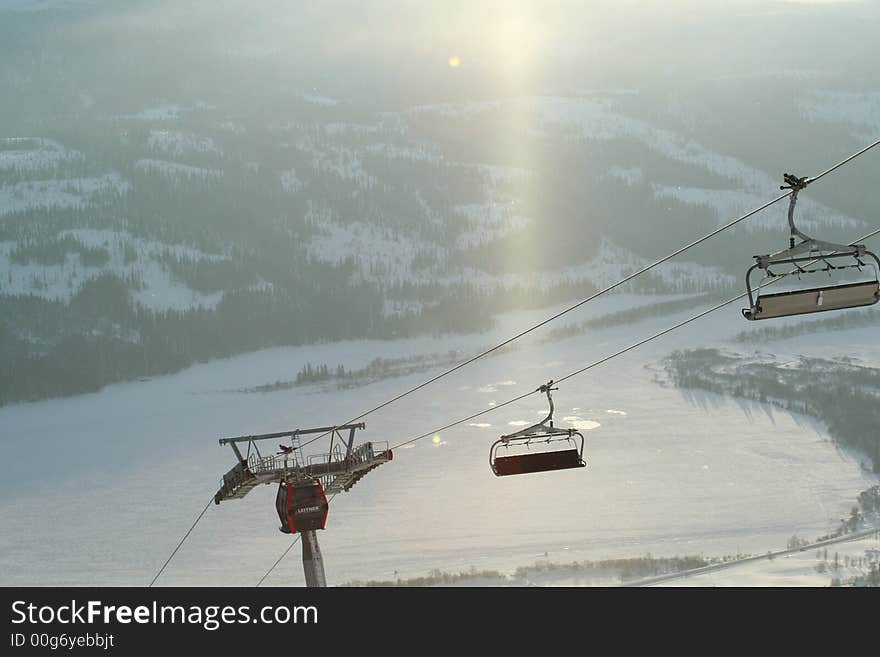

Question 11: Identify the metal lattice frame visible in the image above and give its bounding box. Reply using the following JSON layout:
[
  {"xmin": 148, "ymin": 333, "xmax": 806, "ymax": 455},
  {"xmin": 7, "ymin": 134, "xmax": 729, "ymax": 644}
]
[{"xmin": 214, "ymin": 423, "xmax": 392, "ymax": 503}]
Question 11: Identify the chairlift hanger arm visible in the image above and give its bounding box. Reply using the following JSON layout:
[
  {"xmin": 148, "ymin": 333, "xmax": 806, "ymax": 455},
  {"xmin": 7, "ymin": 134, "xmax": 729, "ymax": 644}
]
[
  {"xmin": 782, "ymin": 173, "xmax": 817, "ymax": 246},
  {"xmin": 755, "ymin": 173, "xmax": 862, "ymax": 267},
  {"xmin": 498, "ymin": 380, "xmax": 571, "ymax": 441}
]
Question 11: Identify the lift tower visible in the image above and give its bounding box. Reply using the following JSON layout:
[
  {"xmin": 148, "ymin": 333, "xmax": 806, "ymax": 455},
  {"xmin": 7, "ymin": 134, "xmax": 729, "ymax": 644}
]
[{"xmin": 213, "ymin": 423, "xmax": 392, "ymax": 587}]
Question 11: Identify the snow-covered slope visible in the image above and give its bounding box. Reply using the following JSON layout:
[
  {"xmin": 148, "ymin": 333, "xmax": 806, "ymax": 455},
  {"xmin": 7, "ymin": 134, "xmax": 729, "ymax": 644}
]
[
  {"xmin": 0, "ymin": 294, "xmax": 875, "ymax": 586},
  {"xmin": 0, "ymin": 228, "xmax": 225, "ymax": 310},
  {"xmin": 0, "ymin": 174, "xmax": 128, "ymax": 216}
]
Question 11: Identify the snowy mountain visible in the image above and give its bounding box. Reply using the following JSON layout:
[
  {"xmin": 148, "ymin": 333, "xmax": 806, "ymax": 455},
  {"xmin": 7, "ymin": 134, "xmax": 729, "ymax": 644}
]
[{"xmin": 0, "ymin": 3, "xmax": 878, "ymax": 402}]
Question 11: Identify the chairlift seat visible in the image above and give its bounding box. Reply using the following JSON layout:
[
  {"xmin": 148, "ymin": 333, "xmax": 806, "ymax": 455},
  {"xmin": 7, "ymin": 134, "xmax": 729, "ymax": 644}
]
[
  {"xmin": 743, "ymin": 280, "xmax": 879, "ymax": 321},
  {"xmin": 492, "ymin": 448, "xmax": 585, "ymax": 477}
]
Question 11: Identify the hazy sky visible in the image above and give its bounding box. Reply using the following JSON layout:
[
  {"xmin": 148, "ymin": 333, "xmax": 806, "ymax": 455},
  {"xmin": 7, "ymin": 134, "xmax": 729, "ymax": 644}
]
[
  {"xmin": 84, "ymin": 1, "xmax": 872, "ymax": 75},
  {"xmin": 1, "ymin": 0, "xmax": 876, "ymax": 110}
]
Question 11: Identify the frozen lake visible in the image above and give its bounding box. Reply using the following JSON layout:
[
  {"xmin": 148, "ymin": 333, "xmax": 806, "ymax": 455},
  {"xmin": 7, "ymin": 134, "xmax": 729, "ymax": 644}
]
[{"xmin": 0, "ymin": 293, "xmax": 877, "ymax": 586}]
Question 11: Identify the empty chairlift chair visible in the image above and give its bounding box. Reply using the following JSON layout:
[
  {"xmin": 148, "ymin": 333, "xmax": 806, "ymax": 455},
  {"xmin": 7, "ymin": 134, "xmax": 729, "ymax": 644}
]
[
  {"xmin": 742, "ymin": 173, "xmax": 880, "ymax": 321},
  {"xmin": 489, "ymin": 381, "xmax": 586, "ymax": 477}
]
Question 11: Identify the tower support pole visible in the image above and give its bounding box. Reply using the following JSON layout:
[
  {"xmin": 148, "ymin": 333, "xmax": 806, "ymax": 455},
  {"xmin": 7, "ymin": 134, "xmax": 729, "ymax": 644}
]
[{"xmin": 301, "ymin": 530, "xmax": 326, "ymax": 587}]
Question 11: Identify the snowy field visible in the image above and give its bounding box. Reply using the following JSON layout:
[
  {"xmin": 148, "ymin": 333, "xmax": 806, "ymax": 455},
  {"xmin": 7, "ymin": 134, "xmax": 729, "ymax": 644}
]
[
  {"xmin": 650, "ymin": 533, "xmax": 880, "ymax": 587},
  {"xmin": 0, "ymin": 292, "xmax": 876, "ymax": 587}
]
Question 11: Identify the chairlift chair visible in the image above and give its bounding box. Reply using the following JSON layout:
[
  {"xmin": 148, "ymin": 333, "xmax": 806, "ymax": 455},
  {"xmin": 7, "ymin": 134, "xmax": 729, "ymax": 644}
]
[
  {"xmin": 489, "ymin": 381, "xmax": 586, "ymax": 476},
  {"xmin": 743, "ymin": 173, "xmax": 879, "ymax": 321}
]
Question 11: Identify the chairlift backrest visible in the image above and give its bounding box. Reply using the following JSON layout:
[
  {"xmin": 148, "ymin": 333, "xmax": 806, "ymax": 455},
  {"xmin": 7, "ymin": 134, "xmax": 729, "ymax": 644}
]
[
  {"xmin": 743, "ymin": 279, "xmax": 879, "ymax": 321},
  {"xmin": 492, "ymin": 447, "xmax": 584, "ymax": 477}
]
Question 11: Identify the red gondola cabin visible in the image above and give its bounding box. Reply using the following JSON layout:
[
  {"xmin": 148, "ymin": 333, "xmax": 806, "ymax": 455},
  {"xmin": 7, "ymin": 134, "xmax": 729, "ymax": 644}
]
[{"xmin": 275, "ymin": 479, "xmax": 329, "ymax": 534}]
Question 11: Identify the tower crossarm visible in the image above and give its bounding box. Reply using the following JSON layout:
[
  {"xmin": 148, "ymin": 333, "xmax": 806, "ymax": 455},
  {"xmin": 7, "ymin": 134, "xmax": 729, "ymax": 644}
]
[{"xmin": 213, "ymin": 422, "xmax": 391, "ymax": 503}]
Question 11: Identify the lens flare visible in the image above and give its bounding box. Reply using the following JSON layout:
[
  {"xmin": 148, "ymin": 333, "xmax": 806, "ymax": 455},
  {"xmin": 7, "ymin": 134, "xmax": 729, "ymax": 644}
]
[
  {"xmin": 432, "ymin": 435, "xmax": 442, "ymax": 445},
  {"xmin": 448, "ymin": 54, "xmax": 461, "ymax": 68}
]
